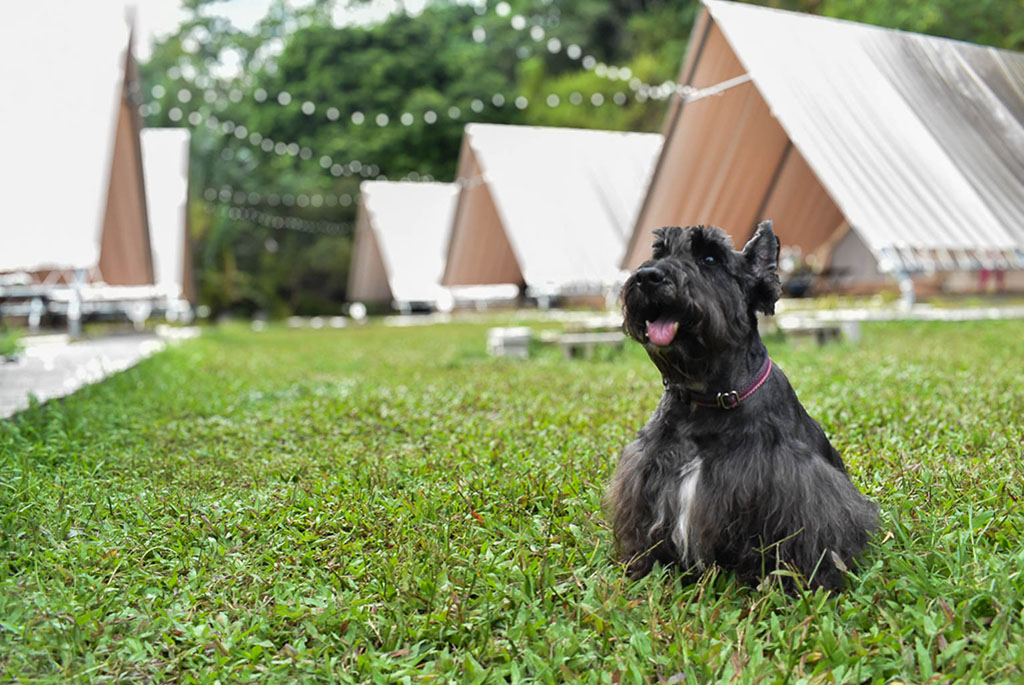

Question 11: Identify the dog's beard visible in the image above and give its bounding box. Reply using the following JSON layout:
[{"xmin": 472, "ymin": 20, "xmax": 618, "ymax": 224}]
[
  {"xmin": 622, "ymin": 280, "xmax": 702, "ymax": 345},
  {"xmin": 622, "ymin": 281, "xmax": 716, "ymax": 382},
  {"xmin": 622, "ymin": 275, "xmax": 755, "ymax": 386}
]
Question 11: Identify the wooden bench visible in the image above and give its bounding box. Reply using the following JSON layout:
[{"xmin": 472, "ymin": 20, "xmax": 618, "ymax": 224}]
[
  {"xmin": 557, "ymin": 331, "xmax": 625, "ymax": 359},
  {"xmin": 564, "ymin": 315, "xmax": 623, "ymax": 334},
  {"xmin": 779, "ymin": 320, "xmax": 843, "ymax": 345},
  {"xmin": 487, "ymin": 327, "xmax": 531, "ymax": 358}
]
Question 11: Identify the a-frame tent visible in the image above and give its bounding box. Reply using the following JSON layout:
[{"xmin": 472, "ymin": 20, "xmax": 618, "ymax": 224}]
[
  {"xmin": 347, "ymin": 181, "xmax": 459, "ymax": 310},
  {"xmin": 442, "ymin": 123, "xmax": 662, "ymax": 299},
  {"xmin": 623, "ymin": 0, "xmax": 1024, "ymax": 291},
  {"xmin": 141, "ymin": 128, "xmax": 195, "ymax": 307},
  {"xmin": 0, "ymin": 1, "xmax": 152, "ymax": 287}
]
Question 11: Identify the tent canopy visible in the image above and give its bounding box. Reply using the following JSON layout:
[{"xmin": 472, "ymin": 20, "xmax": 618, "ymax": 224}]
[
  {"xmin": 444, "ymin": 124, "xmax": 662, "ymax": 293},
  {"xmin": 141, "ymin": 129, "xmax": 192, "ymax": 302},
  {"xmin": 348, "ymin": 181, "xmax": 458, "ymax": 306},
  {"xmin": 625, "ymin": 0, "xmax": 1024, "ymax": 274},
  {"xmin": 0, "ymin": 1, "xmax": 149, "ymax": 278}
]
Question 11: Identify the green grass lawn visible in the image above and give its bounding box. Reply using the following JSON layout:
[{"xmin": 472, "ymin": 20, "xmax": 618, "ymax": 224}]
[
  {"xmin": 1, "ymin": 318, "xmax": 1022, "ymax": 682},
  {"xmin": 0, "ymin": 330, "xmax": 23, "ymax": 359}
]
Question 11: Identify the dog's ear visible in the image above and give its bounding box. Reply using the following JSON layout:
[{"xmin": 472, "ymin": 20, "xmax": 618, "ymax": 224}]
[{"xmin": 741, "ymin": 220, "xmax": 782, "ymax": 315}]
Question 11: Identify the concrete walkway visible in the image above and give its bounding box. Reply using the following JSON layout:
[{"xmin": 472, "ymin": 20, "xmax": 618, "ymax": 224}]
[{"xmin": 0, "ymin": 326, "xmax": 199, "ymax": 419}]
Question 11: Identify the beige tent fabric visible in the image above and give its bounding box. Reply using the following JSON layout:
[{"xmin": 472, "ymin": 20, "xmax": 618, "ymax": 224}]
[
  {"xmin": 99, "ymin": 67, "xmax": 154, "ymax": 287},
  {"xmin": 758, "ymin": 147, "xmax": 846, "ymax": 258},
  {"xmin": 626, "ymin": 22, "xmax": 789, "ymax": 264},
  {"xmin": 348, "ymin": 181, "xmax": 459, "ymax": 306},
  {"xmin": 625, "ymin": 0, "xmax": 1024, "ymax": 276},
  {"xmin": 348, "ymin": 200, "xmax": 396, "ymax": 303},
  {"xmin": 442, "ymin": 137, "xmax": 523, "ymax": 288},
  {"xmin": 444, "ymin": 123, "xmax": 661, "ymax": 294}
]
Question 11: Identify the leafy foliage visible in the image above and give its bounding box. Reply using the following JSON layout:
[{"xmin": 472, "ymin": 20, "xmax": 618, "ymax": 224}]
[
  {"xmin": 0, "ymin": 330, "xmax": 23, "ymax": 359},
  {"xmin": 1, "ymin": 319, "xmax": 1023, "ymax": 679}
]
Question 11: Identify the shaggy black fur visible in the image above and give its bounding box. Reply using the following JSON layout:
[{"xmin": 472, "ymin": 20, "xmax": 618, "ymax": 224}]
[{"xmin": 606, "ymin": 221, "xmax": 878, "ymax": 591}]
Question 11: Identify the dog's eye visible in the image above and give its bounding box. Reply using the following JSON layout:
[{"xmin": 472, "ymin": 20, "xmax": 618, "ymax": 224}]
[{"xmin": 702, "ymin": 255, "xmax": 717, "ymax": 266}]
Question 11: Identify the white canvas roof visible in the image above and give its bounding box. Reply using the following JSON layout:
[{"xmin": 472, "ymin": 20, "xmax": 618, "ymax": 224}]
[
  {"xmin": 462, "ymin": 123, "xmax": 662, "ymax": 291},
  {"xmin": 705, "ymin": 0, "xmax": 1024, "ymax": 266},
  {"xmin": 141, "ymin": 129, "xmax": 190, "ymax": 300},
  {"xmin": 359, "ymin": 181, "xmax": 459, "ymax": 304},
  {"xmin": 0, "ymin": 0, "xmax": 134, "ymax": 274}
]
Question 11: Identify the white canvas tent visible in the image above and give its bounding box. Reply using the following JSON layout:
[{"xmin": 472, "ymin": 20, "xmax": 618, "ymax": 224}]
[
  {"xmin": 141, "ymin": 128, "xmax": 194, "ymax": 307},
  {"xmin": 0, "ymin": 0, "xmax": 152, "ymax": 286},
  {"xmin": 348, "ymin": 181, "xmax": 459, "ymax": 310},
  {"xmin": 624, "ymin": 0, "xmax": 1024, "ymax": 292},
  {"xmin": 442, "ymin": 124, "xmax": 663, "ymax": 298}
]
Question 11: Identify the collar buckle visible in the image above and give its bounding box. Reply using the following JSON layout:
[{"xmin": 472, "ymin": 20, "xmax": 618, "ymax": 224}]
[{"xmin": 716, "ymin": 390, "xmax": 740, "ymax": 410}]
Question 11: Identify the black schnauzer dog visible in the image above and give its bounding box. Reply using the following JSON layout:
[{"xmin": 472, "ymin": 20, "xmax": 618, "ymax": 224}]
[{"xmin": 607, "ymin": 221, "xmax": 877, "ymax": 591}]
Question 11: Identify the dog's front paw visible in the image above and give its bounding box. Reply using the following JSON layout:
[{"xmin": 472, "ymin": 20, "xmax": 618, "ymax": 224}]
[{"xmin": 624, "ymin": 553, "xmax": 655, "ymax": 580}]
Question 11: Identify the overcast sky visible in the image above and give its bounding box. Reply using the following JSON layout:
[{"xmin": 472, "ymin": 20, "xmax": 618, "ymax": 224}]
[{"xmin": 134, "ymin": 0, "xmax": 432, "ymax": 60}]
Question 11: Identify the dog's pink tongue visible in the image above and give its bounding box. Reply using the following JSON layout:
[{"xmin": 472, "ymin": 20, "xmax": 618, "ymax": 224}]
[{"xmin": 646, "ymin": 318, "xmax": 679, "ymax": 346}]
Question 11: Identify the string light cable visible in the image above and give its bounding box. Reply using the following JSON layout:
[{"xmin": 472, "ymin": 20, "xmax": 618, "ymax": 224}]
[
  {"xmin": 204, "ymin": 201, "xmax": 351, "ymax": 235},
  {"xmin": 203, "ymin": 185, "xmax": 364, "ymax": 209},
  {"xmin": 482, "ymin": 0, "xmax": 684, "ymax": 101},
  {"xmin": 145, "ymin": 9, "xmax": 751, "ymax": 213}
]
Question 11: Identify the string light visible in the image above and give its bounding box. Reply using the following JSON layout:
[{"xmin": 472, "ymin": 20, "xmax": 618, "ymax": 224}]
[
  {"xmin": 455, "ymin": 174, "xmax": 487, "ymax": 190},
  {"xmin": 144, "ymin": 33, "xmax": 663, "ymax": 132},
  {"xmin": 149, "ymin": 73, "xmax": 684, "ymax": 216},
  {"xmin": 204, "ymin": 202, "xmax": 351, "ymax": 235},
  {"xmin": 146, "ymin": 101, "xmax": 389, "ymax": 182},
  {"xmin": 396, "ymin": 171, "xmax": 437, "ymax": 183},
  {"xmin": 202, "ymin": 185, "xmax": 360, "ymax": 208},
  {"xmin": 142, "ymin": 13, "xmax": 713, "ymax": 213},
  {"xmin": 142, "ymin": 76, "xmax": 644, "ymax": 136},
  {"xmin": 141, "ymin": 78, "xmax": 656, "ymax": 198},
  {"xmin": 482, "ymin": 1, "xmax": 690, "ymax": 100}
]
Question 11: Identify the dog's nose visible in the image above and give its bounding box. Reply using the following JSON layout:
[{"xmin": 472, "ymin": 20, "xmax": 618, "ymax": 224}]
[{"xmin": 634, "ymin": 266, "xmax": 666, "ymax": 289}]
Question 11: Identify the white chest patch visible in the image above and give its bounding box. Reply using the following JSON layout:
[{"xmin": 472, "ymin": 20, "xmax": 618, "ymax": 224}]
[{"xmin": 672, "ymin": 458, "xmax": 702, "ymax": 566}]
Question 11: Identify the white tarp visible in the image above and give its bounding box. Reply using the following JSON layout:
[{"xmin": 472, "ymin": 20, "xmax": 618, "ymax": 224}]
[
  {"xmin": 141, "ymin": 129, "xmax": 190, "ymax": 300},
  {"xmin": 466, "ymin": 124, "xmax": 663, "ymax": 291},
  {"xmin": 706, "ymin": 0, "xmax": 1024, "ymax": 263},
  {"xmin": 360, "ymin": 181, "xmax": 459, "ymax": 305},
  {"xmin": 0, "ymin": 0, "xmax": 132, "ymax": 273}
]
